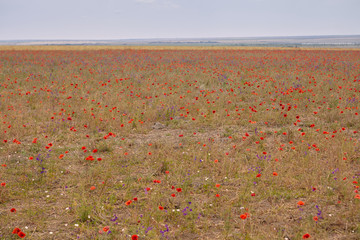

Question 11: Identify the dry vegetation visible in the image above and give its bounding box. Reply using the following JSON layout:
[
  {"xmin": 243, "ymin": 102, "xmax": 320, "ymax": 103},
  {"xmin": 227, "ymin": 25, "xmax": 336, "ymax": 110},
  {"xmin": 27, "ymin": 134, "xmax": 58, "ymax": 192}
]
[{"xmin": 0, "ymin": 47, "xmax": 360, "ymax": 239}]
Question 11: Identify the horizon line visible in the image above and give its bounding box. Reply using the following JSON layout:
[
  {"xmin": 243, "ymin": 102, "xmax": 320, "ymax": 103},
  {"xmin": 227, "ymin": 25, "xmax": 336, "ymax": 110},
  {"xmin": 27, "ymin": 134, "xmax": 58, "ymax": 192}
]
[{"xmin": 2, "ymin": 34, "xmax": 360, "ymax": 41}]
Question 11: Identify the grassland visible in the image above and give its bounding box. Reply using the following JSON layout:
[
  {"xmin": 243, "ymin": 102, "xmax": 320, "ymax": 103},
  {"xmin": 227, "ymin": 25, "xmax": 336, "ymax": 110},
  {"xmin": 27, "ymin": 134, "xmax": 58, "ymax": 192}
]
[{"xmin": 0, "ymin": 47, "xmax": 360, "ymax": 239}]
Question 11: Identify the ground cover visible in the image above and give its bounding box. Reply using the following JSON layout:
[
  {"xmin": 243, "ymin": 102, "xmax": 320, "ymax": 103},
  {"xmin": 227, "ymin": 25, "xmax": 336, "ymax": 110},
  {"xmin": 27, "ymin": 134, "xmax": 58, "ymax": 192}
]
[{"xmin": 1, "ymin": 47, "xmax": 360, "ymax": 239}]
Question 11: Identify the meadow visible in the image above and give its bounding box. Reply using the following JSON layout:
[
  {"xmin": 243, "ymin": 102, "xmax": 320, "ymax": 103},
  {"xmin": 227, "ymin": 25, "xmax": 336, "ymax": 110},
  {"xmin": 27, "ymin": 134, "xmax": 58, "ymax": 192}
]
[{"xmin": 0, "ymin": 46, "xmax": 360, "ymax": 239}]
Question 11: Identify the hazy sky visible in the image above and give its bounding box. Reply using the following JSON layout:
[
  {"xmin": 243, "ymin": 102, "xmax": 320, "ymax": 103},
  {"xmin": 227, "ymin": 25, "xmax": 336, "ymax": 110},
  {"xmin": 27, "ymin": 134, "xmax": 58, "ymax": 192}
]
[{"xmin": 1, "ymin": 0, "xmax": 359, "ymax": 40}]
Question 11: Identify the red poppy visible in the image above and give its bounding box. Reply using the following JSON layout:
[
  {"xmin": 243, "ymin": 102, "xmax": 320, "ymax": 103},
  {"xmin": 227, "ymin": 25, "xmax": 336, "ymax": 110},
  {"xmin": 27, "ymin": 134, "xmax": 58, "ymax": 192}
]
[
  {"xmin": 12, "ymin": 228, "xmax": 21, "ymax": 234},
  {"xmin": 302, "ymin": 233, "xmax": 310, "ymax": 239},
  {"xmin": 131, "ymin": 235, "xmax": 139, "ymax": 240},
  {"xmin": 125, "ymin": 200, "xmax": 132, "ymax": 206},
  {"xmin": 297, "ymin": 201, "xmax": 305, "ymax": 206},
  {"xmin": 1, "ymin": 182, "xmax": 5, "ymax": 187},
  {"xmin": 103, "ymin": 226, "xmax": 109, "ymax": 232},
  {"xmin": 18, "ymin": 232, "xmax": 26, "ymax": 238},
  {"xmin": 10, "ymin": 208, "xmax": 16, "ymax": 213},
  {"xmin": 90, "ymin": 186, "xmax": 96, "ymax": 190},
  {"xmin": 240, "ymin": 214, "xmax": 247, "ymax": 219},
  {"xmin": 159, "ymin": 206, "xmax": 164, "ymax": 210},
  {"xmin": 176, "ymin": 188, "xmax": 182, "ymax": 192}
]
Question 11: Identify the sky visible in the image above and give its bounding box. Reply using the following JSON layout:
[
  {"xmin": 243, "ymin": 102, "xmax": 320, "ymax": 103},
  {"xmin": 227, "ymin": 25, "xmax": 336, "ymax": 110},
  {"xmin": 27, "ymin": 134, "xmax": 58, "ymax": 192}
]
[{"xmin": 1, "ymin": 0, "xmax": 359, "ymax": 40}]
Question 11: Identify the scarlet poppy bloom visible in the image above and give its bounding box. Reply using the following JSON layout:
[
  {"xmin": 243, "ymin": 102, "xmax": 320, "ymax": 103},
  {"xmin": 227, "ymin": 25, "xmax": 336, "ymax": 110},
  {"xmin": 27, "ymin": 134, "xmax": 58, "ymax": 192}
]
[
  {"xmin": 131, "ymin": 235, "xmax": 139, "ymax": 240},
  {"xmin": 355, "ymin": 194, "xmax": 360, "ymax": 199},
  {"xmin": 103, "ymin": 226, "xmax": 109, "ymax": 232},
  {"xmin": 302, "ymin": 233, "xmax": 310, "ymax": 239},
  {"xmin": 133, "ymin": 197, "xmax": 138, "ymax": 201},
  {"xmin": 1, "ymin": 182, "xmax": 5, "ymax": 187},
  {"xmin": 93, "ymin": 149, "xmax": 98, "ymax": 153},
  {"xmin": 12, "ymin": 228, "xmax": 21, "ymax": 234},
  {"xmin": 176, "ymin": 188, "xmax": 182, "ymax": 192},
  {"xmin": 159, "ymin": 206, "xmax": 164, "ymax": 210},
  {"xmin": 171, "ymin": 194, "xmax": 176, "ymax": 197},
  {"xmin": 18, "ymin": 232, "xmax": 26, "ymax": 238},
  {"xmin": 273, "ymin": 172, "xmax": 278, "ymax": 176},
  {"xmin": 215, "ymin": 184, "xmax": 220, "ymax": 188},
  {"xmin": 240, "ymin": 214, "xmax": 247, "ymax": 219},
  {"xmin": 10, "ymin": 208, "xmax": 16, "ymax": 213},
  {"xmin": 90, "ymin": 186, "xmax": 96, "ymax": 190},
  {"xmin": 297, "ymin": 201, "xmax": 305, "ymax": 206},
  {"xmin": 313, "ymin": 216, "xmax": 318, "ymax": 221},
  {"xmin": 125, "ymin": 200, "xmax": 132, "ymax": 205}
]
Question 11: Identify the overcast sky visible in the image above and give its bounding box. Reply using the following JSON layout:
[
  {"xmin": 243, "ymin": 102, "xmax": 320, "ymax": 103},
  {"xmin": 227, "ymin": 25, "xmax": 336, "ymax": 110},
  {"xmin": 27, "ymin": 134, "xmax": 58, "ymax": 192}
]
[{"xmin": 1, "ymin": 0, "xmax": 359, "ymax": 40}]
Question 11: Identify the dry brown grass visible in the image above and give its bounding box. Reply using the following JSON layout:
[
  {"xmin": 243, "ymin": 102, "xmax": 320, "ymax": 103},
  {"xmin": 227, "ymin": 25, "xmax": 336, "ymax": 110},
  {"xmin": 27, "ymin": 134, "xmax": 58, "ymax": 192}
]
[{"xmin": 0, "ymin": 48, "xmax": 359, "ymax": 240}]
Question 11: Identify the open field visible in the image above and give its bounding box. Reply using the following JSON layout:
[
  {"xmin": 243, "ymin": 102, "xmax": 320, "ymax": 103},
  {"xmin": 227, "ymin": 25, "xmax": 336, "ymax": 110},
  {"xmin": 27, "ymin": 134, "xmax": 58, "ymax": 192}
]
[{"xmin": 1, "ymin": 47, "xmax": 360, "ymax": 239}]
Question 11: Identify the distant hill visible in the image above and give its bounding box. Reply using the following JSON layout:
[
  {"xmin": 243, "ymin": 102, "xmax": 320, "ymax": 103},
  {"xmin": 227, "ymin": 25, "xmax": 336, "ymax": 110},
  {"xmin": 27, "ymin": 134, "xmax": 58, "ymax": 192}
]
[{"xmin": 1, "ymin": 35, "xmax": 360, "ymax": 47}]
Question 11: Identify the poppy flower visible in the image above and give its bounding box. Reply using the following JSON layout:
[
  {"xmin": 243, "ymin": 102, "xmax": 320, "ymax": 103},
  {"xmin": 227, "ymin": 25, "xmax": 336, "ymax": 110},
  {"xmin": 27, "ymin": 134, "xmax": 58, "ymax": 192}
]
[
  {"xmin": 355, "ymin": 194, "xmax": 360, "ymax": 199},
  {"xmin": 176, "ymin": 188, "xmax": 182, "ymax": 192},
  {"xmin": 12, "ymin": 228, "xmax": 21, "ymax": 234},
  {"xmin": 313, "ymin": 216, "xmax": 318, "ymax": 221},
  {"xmin": 18, "ymin": 232, "xmax": 26, "ymax": 238},
  {"xmin": 297, "ymin": 201, "xmax": 305, "ymax": 206},
  {"xmin": 125, "ymin": 200, "xmax": 132, "ymax": 205},
  {"xmin": 131, "ymin": 235, "xmax": 139, "ymax": 240},
  {"xmin": 302, "ymin": 233, "xmax": 310, "ymax": 239},
  {"xmin": 273, "ymin": 172, "xmax": 278, "ymax": 176},
  {"xmin": 10, "ymin": 208, "xmax": 16, "ymax": 213},
  {"xmin": 90, "ymin": 186, "xmax": 96, "ymax": 190},
  {"xmin": 240, "ymin": 214, "xmax": 247, "ymax": 219},
  {"xmin": 103, "ymin": 226, "xmax": 109, "ymax": 232},
  {"xmin": 1, "ymin": 182, "xmax": 5, "ymax": 187},
  {"xmin": 159, "ymin": 206, "xmax": 164, "ymax": 210}
]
